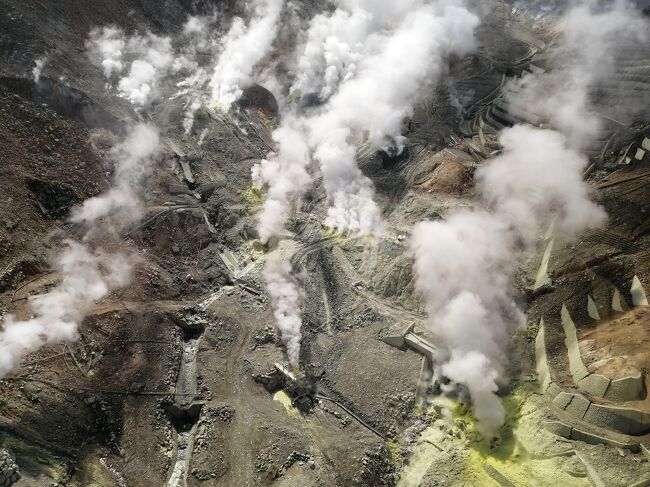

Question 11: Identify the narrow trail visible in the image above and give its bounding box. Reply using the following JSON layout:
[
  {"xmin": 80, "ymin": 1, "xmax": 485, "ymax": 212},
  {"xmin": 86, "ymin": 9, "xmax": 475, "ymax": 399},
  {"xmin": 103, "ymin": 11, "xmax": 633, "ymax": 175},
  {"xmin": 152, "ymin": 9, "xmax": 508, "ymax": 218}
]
[{"xmin": 223, "ymin": 325, "xmax": 256, "ymax": 487}]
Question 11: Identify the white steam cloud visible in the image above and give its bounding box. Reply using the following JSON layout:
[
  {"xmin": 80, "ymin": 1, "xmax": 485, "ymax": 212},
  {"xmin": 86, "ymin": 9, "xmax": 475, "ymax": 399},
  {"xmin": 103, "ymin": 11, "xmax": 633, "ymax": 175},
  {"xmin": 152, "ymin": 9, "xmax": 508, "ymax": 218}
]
[
  {"xmin": 86, "ymin": 26, "xmax": 125, "ymax": 78},
  {"xmin": 254, "ymin": 0, "xmax": 480, "ymax": 241},
  {"xmin": 264, "ymin": 254, "xmax": 304, "ymax": 367},
  {"xmin": 252, "ymin": 116, "xmax": 311, "ymax": 243},
  {"xmin": 173, "ymin": 16, "xmax": 218, "ymax": 134},
  {"xmin": 409, "ymin": 1, "xmax": 645, "ymax": 437},
  {"xmin": 0, "ymin": 242, "xmax": 132, "ymax": 378},
  {"xmin": 291, "ymin": 0, "xmax": 441, "ymax": 101},
  {"xmin": 87, "ymin": 6, "xmax": 282, "ymax": 127},
  {"xmin": 477, "ymin": 127, "xmax": 606, "ymax": 240},
  {"xmin": 412, "ymin": 127, "xmax": 605, "ymax": 436},
  {"xmin": 87, "ymin": 27, "xmax": 174, "ymax": 108},
  {"xmin": 71, "ymin": 124, "xmax": 160, "ymax": 228},
  {"xmin": 210, "ymin": 0, "xmax": 283, "ymax": 112},
  {"xmin": 0, "ymin": 124, "xmax": 160, "ymax": 377},
  {"xmin": 507, "ymin": 0, "xmax": 649, "ymax": 148},
  {"xmin": 253, "ymin": 0, "xmax": 479, "ymax": 369},
  {"xmin": 32, "ymin": 57, "xmax": 47, "ymax": 82}
]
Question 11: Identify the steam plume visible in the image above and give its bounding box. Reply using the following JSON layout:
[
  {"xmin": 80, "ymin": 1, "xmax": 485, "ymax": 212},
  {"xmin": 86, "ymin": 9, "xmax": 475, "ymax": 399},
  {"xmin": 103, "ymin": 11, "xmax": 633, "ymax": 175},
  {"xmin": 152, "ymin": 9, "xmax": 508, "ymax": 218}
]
[
  {"xmin": 409, "ymin": 1, "xmax": 645, "ymax": 436},
  {"xmin": 87, "ymin": 6, "xmax": 283, "ymax": 125},
  {"xmin": 71, "ymin": 124, "xmax": 160, "ymax": 228},
  {"xmin": 0, "ymin": 242, "xmax": 132, "ymax": 378},
  {"xmin": 0, "ymin": 124, "xmax": 160, "ymax": 377},
  {"xmin": 87, "ymin": 27, "xmax": 174, "ymax": 108},
  {"xmin": 264, "ymin": 254, "xmax": 303, "ymax": 367},
  {"xmin": 291, "ymin": 0, "xmax": 422, "ymax": 101},
  {"xmin": 254, "ymin": 1, "xmax": 479, "ymax": 240},
  {"xmin": 412, "ymin": 126, "xmax": 605, "ymax": 436},
  {"xmin": 506, "ymin": 0, "xmax": 649, "ymax": 147},
  {"xmin": 86, "ymin": 26, "xmax": 125, "ymax": 78},
  {"xmin": 254, "ymin": 1, "xmax": 479, "ymax": 368},
  {"xmin": 210, "ymin": 0, "xmax": 283, "ymax": 111},
  {"xmin": 252, "ymin": 116, "xmax": 311, "ymax": 243},
  {"xmin": 32, "ymin": 57, "xmax": 47, "ymax": 82}
]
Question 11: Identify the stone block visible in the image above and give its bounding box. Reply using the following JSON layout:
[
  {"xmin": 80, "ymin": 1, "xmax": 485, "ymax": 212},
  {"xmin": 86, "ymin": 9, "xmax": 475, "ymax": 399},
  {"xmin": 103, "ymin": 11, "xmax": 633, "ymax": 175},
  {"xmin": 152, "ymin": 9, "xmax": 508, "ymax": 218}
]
[
  {"xmin": 631, "ymin": 275, "xmax": 649, "ymax": 307},
  {"xmin": 561, "ymin": 305, "xmax": 590, "ymax": 382},
  {"xmin": 546, "ymin": 382, "xmax": 562, "ymax": 400},
  {"xmin": 542, "ymin": 420, "xmax": 572, "ymax": 439},
  {"xmin": 570, "ymin": 427, "xmax": 640, "ymax": 452},
  {"xmin": 582, "ymin": 403, "xmax": 650, "ymax": 436},
  {"xmin": 552, "ymin": 391, "xmax": 574, "ymax": 411},
  {"xmin": 643, "ymin": 137, "xmax": 650, "ymax": 151},
  {"xmin": 605, "ymin": 373, "xmax": 645, "ymax": 402},
  {"xmin": 565, "ymin": 393, "xmax": 591, "ymax": 420},
  {"xmin": 578, "ymin": 373, "xmax": 610, "ymax": 398},
  {"xmin": 587, "ymin": 294, "xmax": 600, "ymax": 320}
]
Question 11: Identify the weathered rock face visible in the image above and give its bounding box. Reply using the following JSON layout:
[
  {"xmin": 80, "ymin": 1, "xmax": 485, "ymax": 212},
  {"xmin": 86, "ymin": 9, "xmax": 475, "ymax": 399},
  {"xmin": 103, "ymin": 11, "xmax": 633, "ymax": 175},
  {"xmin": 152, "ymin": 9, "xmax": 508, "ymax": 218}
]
[
  {"xmin": 416, "ymin": 157, "xmax": 473, "ymax": 197},
  {"xmin": 0, "ymin": 449, "xmax": 20, "ymax": 487}
]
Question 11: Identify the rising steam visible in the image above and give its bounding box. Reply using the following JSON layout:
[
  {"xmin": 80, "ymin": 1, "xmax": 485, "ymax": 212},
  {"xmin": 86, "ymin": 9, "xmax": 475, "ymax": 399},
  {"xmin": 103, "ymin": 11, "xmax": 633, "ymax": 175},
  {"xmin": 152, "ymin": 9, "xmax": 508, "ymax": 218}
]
[
  {"xmin": 0, "ymin": 242, "xmax": 132, "ymax": 378},
  {"xmin": 263, "ymin": 254, "xmax": 304, "ymax": 367},
  {"xmin": 0, "ymin": 124, "xmax": 159, "ymax": 378},
  {"xmin": 252, "ymin": 116, "xmax": 311, "ymax": 244},
  {"xmin": 507, "ymin": 0, "xmax": 649, "ymax": 147},
  {"xmin": 291, "ymin": 0, "xmax": 429, "ymax": 102},
  {"xmin": 87, "ymin": 4, "xmax": 283, "ymax": 127},
  {"xmin": 253, "ymin": 0, "xmax": 479, "ymax": 367},
  {"xmin": 87, "ymin": 27, "xmax": 174, "ymax": 108},
  {"xmin": 210, "ymin": 0, "xmax": 283, "ymax": 111},
  {"xmin": 412, "ymin": 126, "xmax": 605, "ymax": 437},
  {"xmin": 254, "ymin": 0, "xmax": 480, "ymax": 241},
  {"xmin": 32, "ymin": 57, "xmax": 47, "ymax": 82},
  {"xmin": 410, "ymin": 0, "xmax": 645, "ymax": 437},
  {"xmin": 71, "ymin": 124, "xmax": 160, "ymax": 228}
]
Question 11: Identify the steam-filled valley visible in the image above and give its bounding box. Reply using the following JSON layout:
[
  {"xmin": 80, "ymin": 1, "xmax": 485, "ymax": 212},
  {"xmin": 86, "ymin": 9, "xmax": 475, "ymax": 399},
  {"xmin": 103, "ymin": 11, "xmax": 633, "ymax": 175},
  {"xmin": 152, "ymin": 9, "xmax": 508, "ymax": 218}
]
[{"xmin": 0, "ymin": 0, "xmax": 649, "ymax": 485}]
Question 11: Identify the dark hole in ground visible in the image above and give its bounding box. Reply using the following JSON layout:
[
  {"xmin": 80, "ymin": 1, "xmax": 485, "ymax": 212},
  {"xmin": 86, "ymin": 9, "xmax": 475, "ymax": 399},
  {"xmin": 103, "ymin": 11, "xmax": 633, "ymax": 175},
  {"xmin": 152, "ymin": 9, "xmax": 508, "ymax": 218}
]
[
  {"xmin": 25, "ymin": 178, "xmax": 80, "ymax": 219},
  {"xmin": 182, "ymin": 325, "xmax": 204, "ymax": 341},
  {"xmin": 178, "ymin": 319, "xmax": 206, "ymax": 340},
  {"xmin": 238, "ymin": 84, "xmax": 278, "ymax": 119},
  {"xmin": 163, "ymin": 402, "xmax": 203, "ymax": 432},
  {"xmin": 174, "ymin": 310, "xmax": 208, "ymax": 340},
  {"xmin": 381, "ymin": 146, "xmax": 410, "ymax": 170}
]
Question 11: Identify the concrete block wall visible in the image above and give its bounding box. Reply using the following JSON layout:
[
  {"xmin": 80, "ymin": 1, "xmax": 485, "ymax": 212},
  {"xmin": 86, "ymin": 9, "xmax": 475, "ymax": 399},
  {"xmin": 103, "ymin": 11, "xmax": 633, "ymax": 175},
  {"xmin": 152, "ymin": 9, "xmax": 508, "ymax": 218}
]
[
  {"xmin": 535, "ymin": 324, "xmax": 650, "ymax": 437},
  {"xmin": 561, "ymin": 304, "xmax": 645, "ymax": 401},
  {"xmin": 543, "ymin": 421, "xmax": 640, "ymax": 451},
  {"xmin": 535, "ymin": 319, "xmax": 552, "ymax": 392}
]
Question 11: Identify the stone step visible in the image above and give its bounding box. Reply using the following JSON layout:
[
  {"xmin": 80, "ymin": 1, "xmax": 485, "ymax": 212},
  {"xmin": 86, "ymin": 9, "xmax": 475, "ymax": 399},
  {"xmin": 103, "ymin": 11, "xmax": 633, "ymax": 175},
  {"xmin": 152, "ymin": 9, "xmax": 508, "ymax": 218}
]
[
  {"xmin": 491, "ymin": 104, "xmax": 524, "ymax": 127},
  {"xmin": 483, "ymin": 106, "xmax": 507, "ymax": 131}
]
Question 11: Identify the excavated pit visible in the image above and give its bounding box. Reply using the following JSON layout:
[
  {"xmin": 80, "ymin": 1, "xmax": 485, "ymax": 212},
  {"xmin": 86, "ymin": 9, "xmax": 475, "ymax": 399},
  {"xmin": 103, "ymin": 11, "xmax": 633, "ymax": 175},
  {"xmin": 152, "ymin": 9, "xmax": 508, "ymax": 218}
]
[
  {"xmin": 164, "ymin": 312, "xmax": 208, "ymax": 487},
  {"xmin": 164, "ymin": 402, "xmax": 204, "ymax": 433},
  {"xmin": 238, "ymin": 84, "xmax": 279, "ymax": 118},
  {"xmin": 25, "ymin": 178, "xmax": 81, "ymax": 219}
]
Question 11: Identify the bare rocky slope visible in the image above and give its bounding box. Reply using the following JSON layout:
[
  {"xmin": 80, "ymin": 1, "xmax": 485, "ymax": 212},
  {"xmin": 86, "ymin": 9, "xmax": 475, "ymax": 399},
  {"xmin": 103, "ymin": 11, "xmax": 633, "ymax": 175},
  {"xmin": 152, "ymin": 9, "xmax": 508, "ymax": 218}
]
[{"xmin": 0, "ymin": 1, "xmax": 649, "ymax": 486}]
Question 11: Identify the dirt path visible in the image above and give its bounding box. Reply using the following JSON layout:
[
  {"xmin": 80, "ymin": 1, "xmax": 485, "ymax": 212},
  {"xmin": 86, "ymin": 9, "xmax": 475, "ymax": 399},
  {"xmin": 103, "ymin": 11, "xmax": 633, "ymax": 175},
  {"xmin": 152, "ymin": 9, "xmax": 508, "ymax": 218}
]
[{"xmin": 221, "ymin": 324, "xmax": 255, "ymax": 487}]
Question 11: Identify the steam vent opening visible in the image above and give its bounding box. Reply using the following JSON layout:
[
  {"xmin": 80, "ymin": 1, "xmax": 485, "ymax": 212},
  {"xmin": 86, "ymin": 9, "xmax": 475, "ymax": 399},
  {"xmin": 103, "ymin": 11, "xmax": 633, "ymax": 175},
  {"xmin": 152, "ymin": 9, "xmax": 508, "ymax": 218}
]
[
  {"xmin": 1, "ymin": 1, "xmax": 650, "ymax": 486},
  {"xmin": 163, "ymin": 402, "xmax": 204, "ymax": 432},
  {"xmin": 238, "ymin": 84, "xmax": 278, "ymax": 118}
]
